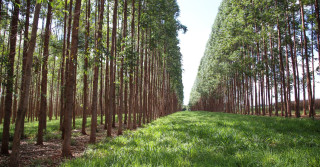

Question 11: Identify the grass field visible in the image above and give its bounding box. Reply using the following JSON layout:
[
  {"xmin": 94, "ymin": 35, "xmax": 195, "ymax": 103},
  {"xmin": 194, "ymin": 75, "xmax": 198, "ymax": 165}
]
[{"xmin": 62, "ymin": 111, "xmax": 320, "ymax": 167}]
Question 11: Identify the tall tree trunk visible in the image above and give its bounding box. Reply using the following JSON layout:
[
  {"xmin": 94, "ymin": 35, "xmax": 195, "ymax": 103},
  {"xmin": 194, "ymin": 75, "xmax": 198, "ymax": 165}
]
[
  {"xmin": 90, "ymin": 0, "xmax": 104, "ymax": 143},
  {"xmin": 49, "ymin": 58, "xmax": 55, "ymax": 121},
  {"xmin": 62, "ymin": 0, "xmax": 82, "ymax": 157},
  {"xmin": 9, "ymin": 3, "xmax": 41, "ymax": 166},
  {"xmin": 12, "ymin": 30, "xmax": 23, "ymax": 124},
  {"xmin": 131, "ymin": 0, "xmax": 137, "ymax": 129},
  {"xmin": 312, "ymin": 22, "xmax": 316, "ymax": 113},
  {"xmin": 104, "ymin": 0, "xmax": 110, "ymax": 130},
  {"xmin": 60, "ymin": 0, "xmax": 70, "ymax": 133},
  {"xmin": 270, "ymin": 32, "xmax": 278, "ymax": 116},
  {"xmin": 276, "ymin": 7, "xmax": 288, "ymax": 117},
  {"xmin": 0, "ymin": 31, "xmax": 7, "ymax": 125},
  {"xmin": 136, "ymin": 0, "xmax": 141, "ymax": 127},
  {"xmin": 285, "ymin": 39, "xmax": 291, "ymax": 117},
  {"xmin": 1, "ymin": 0, "xmax": 20, "ymax": 155},
  {"xmin": 301, "ymin": 28, "xmax": 307, "ymax": 116},
  {"xmin": 263, "ymin": 35, "xmax": 270, "ymax": 117},
  {"xmin": 299, "ymin": 0, "xmax": 315, "ymax": 117},
  {"xmin": 108, "ymin": 0, "xmax": 118, "ymax": 137},
  {"xmin": 82, "ymin": 0, "xmax": 90, "ymax": 135},
  {"xmin": 289, "ymin": 12, "xmax": 300, "ymax": 118},
  {"xmin": 100, "ymin": 58, "xmax": 103, "ymax": 125},
  {"xmin": 118, "ymin": 0, "xmax": 128, "ymax": 135},
  {"xmin": 315, "ymin": 0, "xmax": 320, "ymax": 74},
  {"xmin": 37, "ymin": 0, "xmax": 53, "ymax": 145}
]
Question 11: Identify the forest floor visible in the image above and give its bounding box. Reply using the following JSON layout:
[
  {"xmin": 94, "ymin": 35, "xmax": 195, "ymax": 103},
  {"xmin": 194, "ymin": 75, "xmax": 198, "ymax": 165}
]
[
  {"xmin": 0, "ymin": 117, "xmax": 120, "ymax": 167},
  {"xmin": 62, "ymin": 111, "xmax": 320, "ymax": 167}
]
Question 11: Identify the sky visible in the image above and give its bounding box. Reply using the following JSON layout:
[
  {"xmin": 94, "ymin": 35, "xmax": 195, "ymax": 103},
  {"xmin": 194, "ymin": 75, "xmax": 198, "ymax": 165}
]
[{"xmin": 177, "ymin": 0, "xmax": 223, "ymax": 105}]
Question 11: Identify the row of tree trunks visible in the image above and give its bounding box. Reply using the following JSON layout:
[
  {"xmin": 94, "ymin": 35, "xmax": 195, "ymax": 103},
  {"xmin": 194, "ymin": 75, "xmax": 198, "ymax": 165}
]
[
  {"xmin": 191, "ymin": 0, "xmax": 317, "ymax": 119},
  {"xmin": 0, "ymin": 0, "xmax": 183, "ymax": 164}
]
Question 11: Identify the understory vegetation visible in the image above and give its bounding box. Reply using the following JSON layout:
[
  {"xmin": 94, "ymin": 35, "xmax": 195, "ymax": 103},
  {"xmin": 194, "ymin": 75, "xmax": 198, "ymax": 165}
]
[{"xmin": 63, "ymin": 111, "xmax": 320, "ymax": 167}]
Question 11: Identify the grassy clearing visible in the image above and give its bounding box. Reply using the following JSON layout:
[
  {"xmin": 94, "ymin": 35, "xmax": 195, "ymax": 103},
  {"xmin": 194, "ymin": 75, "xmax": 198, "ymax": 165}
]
[{"xmin": 63, "ymin": 111, "xmax": 320, "ymax": 167}]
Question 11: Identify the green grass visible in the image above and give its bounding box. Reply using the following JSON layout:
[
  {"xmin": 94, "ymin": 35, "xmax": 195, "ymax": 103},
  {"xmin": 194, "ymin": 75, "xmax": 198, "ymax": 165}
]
[{"xmin": 62, "ymin": 111, "xmax": 320, "ymax": 167}]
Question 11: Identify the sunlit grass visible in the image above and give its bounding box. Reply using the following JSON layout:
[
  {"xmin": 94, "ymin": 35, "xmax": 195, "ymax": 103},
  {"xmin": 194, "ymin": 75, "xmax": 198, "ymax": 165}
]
[{"xmin": 62, "ymin": 111, "xmax": 320, "ymax": 166}]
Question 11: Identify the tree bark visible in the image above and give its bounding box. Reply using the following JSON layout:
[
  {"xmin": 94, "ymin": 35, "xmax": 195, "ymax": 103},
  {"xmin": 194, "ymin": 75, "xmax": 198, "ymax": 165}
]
[
  {"xmin": 90, "ymin": 0, "xmax": 104, "ymax": 143},
  {"xmin": 9, "ymin": 3, "xmax": 41, "ymax": 166},
  {"xmin": 108, "ymin": 0, "xmax": 118, "ymax": 137},
  {"xmin": 315, "ymin": 0, "xmax": 320, "ymax": 74},
  {"xmin": 62, "ymin": 0, "xmax": 82, "ymax": 157},
  {"xmin": 299, "ymin": 0, "xmax": 315, "ymax": 117},
  {"xmin": 82, "ymin": 0, "xmax": 90, "ymax": 135},
  {"xmin": 290, "ymin": 12, "xmax": 300, "ymax": 118},
  {"xmin": 104, "ymin": 0, "xmax": 110, "ymax": 130},
  {"xmin": 37, "ymin": 0, "xmax": 53, "ymax": 145},
  {"xmin": 118, "ymin": 0, "xmax": 128, "ymax": 135},
  {"xmin": 1, "ymin": 0, "xmax": 20, "ymax": 155},
  {"xmin": 276, "ymin": 10, "xmax": 288, "ymax": 117},
  {"xmin": 270, "ymin": 32, "xmax": 278, "ymax": 116}
]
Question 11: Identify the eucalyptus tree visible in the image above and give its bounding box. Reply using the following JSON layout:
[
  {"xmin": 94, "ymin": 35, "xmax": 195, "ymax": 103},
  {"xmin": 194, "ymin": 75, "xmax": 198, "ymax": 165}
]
[
  {"xmin": 10, "ymin": 2, "xmax": 42, "ymax": 166},
  {"xmin": 190, "ymin": 0, "xmax": 316, "ymax": 118},
  {"xmin": 90, "ymin": 0, "xmax": 104, "ymax": 143},
  {"xmin": 299, "ymin": 0, "xmax": 314, "ymax": 117},
  {"xmin": 37, "ymin": 0, "xmax": 53, "ymax": 145},
  {"xmin": 62, "ymin": 0, "xmax": 82, "ymax": 157},
  {"xmin": 108, "ymin": 0, "xmax": 118, "ymax": 137},
  {"xmin": 82, "ymin": 0, "xmax": 90, "ymax": 135},
  {"xmin": 0, "ymin": 0, "xmax": 184, "ymax": 163},
  {"xmin": 1, "ymin": 0, "xmax": 20, "ymax": 155}
]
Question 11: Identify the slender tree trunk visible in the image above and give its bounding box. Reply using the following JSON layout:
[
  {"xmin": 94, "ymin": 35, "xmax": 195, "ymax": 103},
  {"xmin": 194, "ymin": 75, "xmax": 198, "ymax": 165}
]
[
  {"xmin": 49, "ymin": 58, "xmax": 55, "ymax": 121},
  {"xmin": 82, "ymin": 0, "xmax": 90, "ymax": 135},
  {"xmin": 90, "ymin": 0, "xmax": 104, "ymax": 143},
  {"xmin": 62, "ymin": 0, "xmax": 81, "ymax": 157},
  {"xmin": 299, "ymin": 0, "xmax": 315, "ymax": 117},
  {"xmin": 108, "ymin": 0, "xmax": 118, "ymax": 137},
  {"xmin": 1, "ymin": 0, "xmax": 20, "ymax": 155},
  {"xmin": 131, "ymin": 0, "xmax": 137, "ymax": 129},
  {"xmin": 12, "ymin": 30, "xmax": 23, "ymax": 124},
  {"xmin": 60, "ymin": 0, "xmax": 70, "ymax": 133},
  {"xmin": 118, "ymin": 0, "xmax": 128, "ymax": 135},
  {"xmin": 315, "ymin": 0, "xmax": 320, "ymax": 75},
  {"xmin": 104, "ymin": 0, "xmax": 110, "ymax": 129},
  {"xmin": 289, "ymin": 13, "xmax": 300, "ymax": 118},
  {"xmin": 100, "ymin": 58, "xmax": 103, "ymax": 125},
  {"xmin": 263, "ymin": 35, "xmax": 270, "ymax": 117},
  {"xmin": 9, "ymin": 3, "xmax": 41, "ymax": 166},
  {"xmin": 301, "ymin": 29, "xmax": 307, "ymax": 116},
  {"xmin": 143, "ymin": 31, "xmax": 148, "ymax": 124},
  {"xmin": 277, "ymin": 11, "xmax": 288, "ymax": 117},
  {"xmin": 0, "ymin": 31, "xmax": 7, "ymax": 125},
  {"xmin": 270, "ymin": 32, "xmax": 278, "ymax": 116},
  {"xmin": 312, "ymin": 26, "xmax": 316, "ymax": 113},
  {"xmin": 136, "ymin": 0, "xmax": 141, "ymax": 127},
  {"xmin": 37, "ymin": 0, "xmax": 53, "ymax": 145},
  {"xmin": 285, "ymin": 40, "xmax": 291, "ymax": 117}
]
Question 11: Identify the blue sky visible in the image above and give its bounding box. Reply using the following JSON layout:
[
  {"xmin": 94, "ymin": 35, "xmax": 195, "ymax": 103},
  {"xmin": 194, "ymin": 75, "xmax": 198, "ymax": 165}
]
[{"xmin": 177, "ymin": 0, "xmax": 223, "ymax": 105}]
